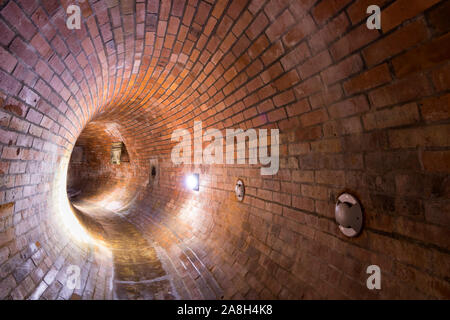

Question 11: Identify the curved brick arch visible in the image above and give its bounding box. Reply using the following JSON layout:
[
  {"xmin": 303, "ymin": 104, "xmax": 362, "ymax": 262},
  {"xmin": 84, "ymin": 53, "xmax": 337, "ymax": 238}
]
[{"xmin": 0, "ymin": 0, "xmax": 449, "ymax": 300}]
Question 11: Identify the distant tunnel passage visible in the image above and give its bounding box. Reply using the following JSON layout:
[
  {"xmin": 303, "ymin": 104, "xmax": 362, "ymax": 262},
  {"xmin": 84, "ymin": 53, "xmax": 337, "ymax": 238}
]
[{"xmin": 0, "ymin": 0, "xmax": 449, "ymax": 300}]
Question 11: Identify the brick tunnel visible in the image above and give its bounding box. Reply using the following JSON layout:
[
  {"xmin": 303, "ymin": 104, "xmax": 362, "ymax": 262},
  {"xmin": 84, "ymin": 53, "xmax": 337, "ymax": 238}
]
[{"xmin": 0, "ymin": 0, "xmax": 449, "ymax": 300}]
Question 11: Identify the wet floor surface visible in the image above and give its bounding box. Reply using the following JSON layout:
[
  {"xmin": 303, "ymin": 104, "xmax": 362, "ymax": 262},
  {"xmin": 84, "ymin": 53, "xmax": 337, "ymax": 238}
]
[{"xmin": 71, "ymin": 200, "xmax": 177, "ymax": 300}]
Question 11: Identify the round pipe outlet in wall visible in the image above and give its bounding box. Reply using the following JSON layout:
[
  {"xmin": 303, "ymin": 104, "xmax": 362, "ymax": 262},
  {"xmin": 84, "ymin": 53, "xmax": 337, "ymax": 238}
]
[
  {"xmin": 235, "ymin": 179, "xmax": 245, "ymax": 201},
  {"xmin": 335, "ymin": 193, "xmax": 363, "ymax": 237}
]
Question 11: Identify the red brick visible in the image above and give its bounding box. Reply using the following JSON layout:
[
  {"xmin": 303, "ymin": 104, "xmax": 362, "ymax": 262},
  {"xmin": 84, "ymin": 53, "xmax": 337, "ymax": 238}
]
[
  {"xmin": 420, "ymin": 93, "xmax": 450, "ymax": 123},
  {"xmin": 9, "ymin": 117, "xmax": 30, "ymax": 133},
  {"xmin": 0, "ymin": 126, "xmax": 18, "ymax": 145},
  {"xmin": 316, "ymin": 170, "xmax": 345, "ymax": 185},
  {"xmin": 282, "ymin": 14, "xmax": 316, "ymax": 49},
  {"xmin": 274, "ymin": 69, "xmax": 300, "ymax": 91},
  {"xmin": 0, "ymin": 47, "xmax": 17, "ymax": 73},
  {"xmin": 346, "ymin": 0, "xmax": 390, "ymax": 25},
  {"xmin": 292, "ymin": 170, "xmax": 314, "ymax": 183},
  {"xmin": 196, "ymin": 1, "xmax": 212, "ymax": 25},
  {"xmin": 0, "ymin": 19, "xmax": 15, "ymax": 46},
  {"xmin": 330, "ymin": 24, "xmax": 379, "ymax": 61},
  {"xmin": 289, "ymin": 0, "xmax": 316, "ymax": 18},
  {"xmin": 311, "ymin": 138, "xmax": 342, "ymax": 153},
  {"xmin": 42, "ymin": 0, "xmax": 60, "ymax": 15},
  {"xmin": 312, "ymin": 0, "xmax": 352, "ymax": 25},
  {"xmin": 340, "ymin": 116, "xmax": 363, "ymax": 134},
  {"xmin": 426, "ymin": 0, "xmax": 450, "ymax": 34},
  {"xmin": 431, "ymin": 63, "xmax": 450, "ymax": 92},
  {"xmin": 10, "ymin": 37, "xmax": 38, "ymax": 67},
  {"xmin": 31, "ymin": 34, "xmax": 52, "ymax": 59},
  {"xmin": 308, "ymin": 12, "xmax": 349, "ymax": 53},
  {"xmin": 283, "ymin": 206, "xmax": 306, "ymax": 223},
  {"xmin": 12, "ymin": 63, "xmax": 37, "ymax": 87},
  {"xmin": 280, "ymin": 42, "xmax": 310, "ymax": 71},
  {"xmin": 19, "ymin": 87, "xmax": 39, "ymax": 107},
  {"xmin": 286, "ymin": 99, "xmax": 310, "ymax": 117},
  {"xmin": 343, "ymin": 63, "xmax": 391, "ymax": 95},
  {"xmin": 260, "ymin": 62, "xmax": 283, "ymax": 84},
  {"xmin": 368, "ymin": 73, "xmax": 433, "ymax": 108},
  {"xmin": 382, "ymin": 0, "xmax": 441, "ymax": 32},
  {"xmin": 294, "ymin": 126, "xmax": 323, "ymax": 142},
  {"xmin": 362, "ymin": 103, "xmax": 420, "ymax": 130},
  {"xmin": 292, "ymin": 196, "xmax": 315, "ymax": 212},
  {"xmin": 309, "ymin": 84, "xmax": 343, "ymax": 109},
  {"xmin": 301, "ymin": 184, "xmax": 328, "ymax": 200},
  {"xmin": 389, "ymin": 124, "xmax": 450, "ymax": 148},
  {"xmin": 300, "ymin": 109, "xmax": 329, "ymax": 127},
  {"xmin": 0, "ymin": 275, "xmax": 16, "ymax": 299},
  {"xmin": 25, "ymin": 108, "xmax": 43, "ymax": 125},
  {"xmin": 422, "ymin": 151, "xmax": 450, "ymax": 173},
  {"xmin": 35, "ymin": 60, "xmax": 53, "ymax": 82},
  {"xmin": 267, "ymin": 108, "xmax": 287, "ymax": 122},
  {"xmin": 246, "ymin": 11, "xmax": 268, "ymax": 40},
  {"xmin": 0, "ymin": 70, "xmax": 22, "ymax": 95},
  {"xmin": 329, "ymin": 95, "xmax": 369, "ymax": 119},
  {"xmin": 265, "ymin": 9, "xmax": 295, "ymax": 42},
  {"xmin": 1, "ymin": 146, "xmax": 21, "ymax": 160},
  {"xmin": 2, "ymin": 102, "xmax": 27, "ymax": 117},
  {"xmin": 0, "ymin": 0, "xmax": 446, "ymax": 302},
  {"xmin": 294, "ymin": 75, "xmax": 322, "ymax": 99},
  {"xmin": 273, "ymin": 90, "xmax": 295, "ymax": 107},
  {"xmin": 1, "ymin": 1, "xmax": 36, "ymax": 40},
  {"xmin": 261, "ymin": 40, "xmax": 285, "ymax": 66},
  {"xmin": 321, "ymin": 54, "xmax": 363, "ymax": 85},
  {"xmin": 264, "ymin": 0, "xmax": 290, "ymax": 21},
  {"xmin": 48, "ymin": 54, "xmax": 65, "ymax": 75}
]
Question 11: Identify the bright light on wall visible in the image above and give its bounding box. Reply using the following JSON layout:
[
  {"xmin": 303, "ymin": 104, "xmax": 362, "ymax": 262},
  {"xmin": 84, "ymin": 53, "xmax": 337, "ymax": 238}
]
[{"xmin": 185, "ymin": 173, "xmax": 199, "ymax": 191}]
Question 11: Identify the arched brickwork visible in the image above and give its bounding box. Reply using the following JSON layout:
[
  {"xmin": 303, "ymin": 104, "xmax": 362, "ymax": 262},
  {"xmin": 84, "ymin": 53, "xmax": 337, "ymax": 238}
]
[{"xmin": 0, "ymin": 0, "xmax": 449, "ymax": 299}]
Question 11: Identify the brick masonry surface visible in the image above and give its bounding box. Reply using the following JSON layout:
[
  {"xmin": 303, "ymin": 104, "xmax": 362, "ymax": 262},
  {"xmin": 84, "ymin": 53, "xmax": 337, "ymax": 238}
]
[{"xmin": 0, "ymin": 0, "xmax": 449, "ymax": 299}]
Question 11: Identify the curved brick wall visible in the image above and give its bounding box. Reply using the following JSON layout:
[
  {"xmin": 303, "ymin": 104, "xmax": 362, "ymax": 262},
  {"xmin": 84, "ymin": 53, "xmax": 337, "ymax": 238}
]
[{"xmin": 0, "ymin": 0, "xmax": 449, "ymax": 299}]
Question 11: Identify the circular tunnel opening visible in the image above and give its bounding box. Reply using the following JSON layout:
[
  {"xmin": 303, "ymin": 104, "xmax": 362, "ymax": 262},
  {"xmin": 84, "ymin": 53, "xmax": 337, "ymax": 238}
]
[{"xmin": 63, "ymin": 120, "xmax": 177, "ymax": 300}]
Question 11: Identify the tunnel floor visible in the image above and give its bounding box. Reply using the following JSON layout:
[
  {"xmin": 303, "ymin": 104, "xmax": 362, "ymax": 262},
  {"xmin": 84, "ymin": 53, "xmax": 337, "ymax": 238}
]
[{"xmin": 72, "ymin": 200, "xmax": 178, "ymax": 300}]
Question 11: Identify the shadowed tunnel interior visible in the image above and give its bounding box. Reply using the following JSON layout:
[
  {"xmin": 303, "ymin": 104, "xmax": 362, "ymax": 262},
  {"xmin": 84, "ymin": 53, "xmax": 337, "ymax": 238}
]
[{"xmin": 0, "ymin": 0, "xmax": 449, "ymax": 300}]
